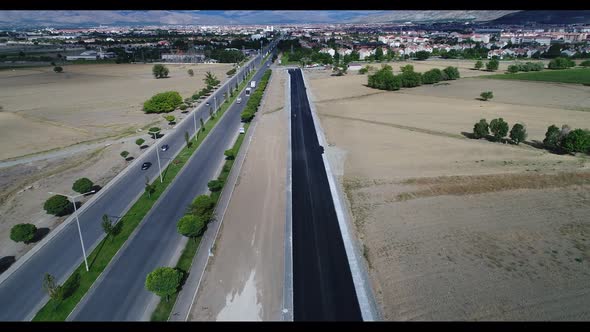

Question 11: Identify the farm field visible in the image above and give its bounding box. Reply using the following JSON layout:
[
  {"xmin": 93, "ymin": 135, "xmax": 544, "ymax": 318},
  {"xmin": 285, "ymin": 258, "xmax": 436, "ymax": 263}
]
[
  {"xmin": 481, "ymin": 68, "xmax": 590, "ymax": 85},
  {"xmin": 305, "ymin": 59, "xmax": 590, "ymax": 320}
]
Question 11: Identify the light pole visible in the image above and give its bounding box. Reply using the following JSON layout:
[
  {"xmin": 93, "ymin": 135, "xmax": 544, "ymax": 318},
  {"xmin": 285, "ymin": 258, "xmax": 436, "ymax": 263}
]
[
  {"xmin": 155, "ymin": 141, "xmax": 163, "ymax": 183},
  {"xmin": 193, "ymin": 108, "xmax": 197, "ymax": 134},
  {"xmin": 48, "ymin": 190, "xmax": 96, "ymax": 272},
  {"xmin": 214, "ymin": 95, "xmax": 217, "ymax": 112}
]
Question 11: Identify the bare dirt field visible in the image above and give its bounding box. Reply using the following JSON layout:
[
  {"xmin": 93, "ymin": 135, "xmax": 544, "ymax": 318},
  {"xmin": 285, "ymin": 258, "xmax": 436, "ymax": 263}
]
[
  {"xmin": 305, "ymin": 60, "xmax": 590, "ymax": 320},
  {"xmin": 189, "ymin": 68, "xmax": 286, "ymax": 321},
  {"xmin": 0, "ymin": 63, "xmax": 232, "ymax": 160},
  {"xmin": 0, "ymin": 62, "xmax": 231, "ymax": 269}
]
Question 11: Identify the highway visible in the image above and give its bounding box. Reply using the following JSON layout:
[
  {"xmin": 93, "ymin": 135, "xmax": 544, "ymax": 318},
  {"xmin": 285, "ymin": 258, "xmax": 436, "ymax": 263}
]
[
  {"xmin": 288, "ymin": 68, "xmax": 363, "ymax": 321},
  {"xmin": 69, "ymin": 51, "xmax": 276, "ymax": 321},
  {"xmin": 0, "ymin": 41, "xmax": 277, "ymax": 321}
]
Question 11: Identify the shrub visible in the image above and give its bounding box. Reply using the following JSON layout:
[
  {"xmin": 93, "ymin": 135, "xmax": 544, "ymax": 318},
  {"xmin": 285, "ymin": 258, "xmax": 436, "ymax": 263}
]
[
  {"xmin": 207, "ymin": 179, "xmax": 223, "ymax": 192},
  {"xmin": 177, "ymin": 214, "xmax": 205, "ymax": 240},
  {"xmin": 400, "ymin": 70, "xmax": 422, "ymax": 88},
  {"xmin": 163, "ymin": 115, "xmax": 175, "ymax": 123},
  {"xmin": 179, "ymin": 104, "xmax": 187, "ymax": 110},
  {"xmin": 543, "ymin": 125, "xmax": 563, "ymax": 149},
  {"xmin": 561, "ymin": 129, "xmax": 590, "ymax": 154},
  {"xmin": 143, "ymin": 91, "xmax": 183, "ymax": 114},
  {"xmin": 480, "ymin": 91, "xmax": 494, "ymax": 101},
  {"xmin": 580, "ymin": 60, "xmax": 590, "ymax": 67},
  {"xmin": 367, "ymin": 66, "xmax": 401, "ymax": 91},
  {"xmin": 509, "ymin": 123, "xmax": 527, "ymax": 145},
  {"xmin": 489, "ymin": 118, "xmax": 509, "ymax": 141},
  {"xmin": 486, "ymin": 59, "xmax": 500, "ymax": 71},
  {"xmin": 187, "ymin": 69, "xmax": 194, "ymax": 77},
  {"xmin": 507, "ymin": 65, "xmax": 519, "ymax": 73},
  {"xmin": 10, "ymin": 223, "xmax": 37, "ymax": 243},
  {"xmin": 72, "ymin": 178, "xmax": 94, "ymax": 194},
  {"xmin": 148, "ymin": 127, "xmax": 161, "ymax": 138},
  {"xmin": 474, "ymin": 60, "xmax": 483, "ymax": 70},
  {"xmin": 241, "ymin": 110, "xmax": 254, "ymax": 122},
  {"xmin": 548, "ymin": 57, "xmax": 575, "ymax": 69},
  {"xmin": 145, "ymin": 267, "xmax": 182, "ymax": 302},
  {"xmin": 226, "ymin": 68, "xmax": 237, "ymax": 76},
  {"xmin": 442, "ymin": 66, "xmax": 460, "ymax": 80},
  {"xmin": 43, "ymin": 195, "xmax": 72, "ymax": 216},
  {"xmin": 224, "ymin": 149, "xmax": 236, "ymax": 160},
  {"xmin": 359, "ymin": 67, "xmax": 369, "ymax": 74},
  {"xmin": 422, "ymin": 69, "xmax": 443, "ymax": 84},
  {"xmin": 415, "ymin": 51, "xmax": 430, "ymax": 60},
  {"xmin": 188, "ymin": 195, "xmax": 215, "ymax": 221},
  {"xmin": 400, "ymin": 64, "xmax": 414, "ymax": 73},
  {"xmin": 473, "ymin": 119, "xmax": 489, "ymax": 139},
  {"xmin": 152, "ymin": 64, "xmax": 169, "ymax": 79},
  {"xmin": 53, "ymin": 66, "xmax": 63, "ymax": 73},
  {"xmin": 120, "ymin": 151, "xmax": 130, "ymax": 159},
  {"xmin": 135, "ymin": 138, "xmax": 145, "ymax": 147}
]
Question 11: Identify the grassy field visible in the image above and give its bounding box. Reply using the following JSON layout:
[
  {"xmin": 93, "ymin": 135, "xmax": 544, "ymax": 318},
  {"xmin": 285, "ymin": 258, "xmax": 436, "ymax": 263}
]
[
  {"xmin": 481, "ymin": 68, "xmax": 590, "ymax": 85},
  {"xmin": 32, "ymin": 69, "xmax": 256, "ymax": 321}
]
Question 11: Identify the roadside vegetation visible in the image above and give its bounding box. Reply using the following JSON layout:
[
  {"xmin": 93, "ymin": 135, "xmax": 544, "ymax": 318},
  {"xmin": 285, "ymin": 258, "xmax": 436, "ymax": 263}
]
[
  {"xmin": 143, "ymin": 91, "xmax": 183, "ymax": 114},
  {"xmin": 32, "ymin": 64, "xmax": 259, "ymax": 321},
  {"xmin": 241, "ymin": 69, "xmax": 272, "ymax": 122},
  {"xmin": 367, "ymin": 64, "xmax": 460, "ymax": 91}
]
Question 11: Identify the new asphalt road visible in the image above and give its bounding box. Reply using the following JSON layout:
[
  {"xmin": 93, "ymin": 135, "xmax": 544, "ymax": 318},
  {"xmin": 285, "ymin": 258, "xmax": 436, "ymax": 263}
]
[
  {"xmin": 0, "ymin": 41, "xmax": 277, "ymax": 321},
  {"xmin": 69, "ymin": 53, "xmax": 276, "ymax": 321},
  {"xmin": 288, "ymin": 68, "xmax": 363, "ymax": 321}
]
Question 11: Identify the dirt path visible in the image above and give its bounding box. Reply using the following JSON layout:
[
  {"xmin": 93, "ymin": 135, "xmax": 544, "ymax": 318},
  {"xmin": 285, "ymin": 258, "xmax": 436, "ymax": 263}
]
[{"xmin": 188, "ymin": 68, "xmax": 287, "ymax": 321}]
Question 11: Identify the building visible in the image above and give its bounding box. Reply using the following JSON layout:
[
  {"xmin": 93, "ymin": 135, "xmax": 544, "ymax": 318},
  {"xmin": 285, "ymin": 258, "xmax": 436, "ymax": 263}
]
[
  {"xmin": 66, "ymin": 50, "xmax": 116, "ymax": 61},
  {"xmin": 161, "ymin": 53, "xmax": 205, "ymax": 63},
  {"xmin": 347, "ymin": 62, "xmax": 363, "ymax": 71},
  {"xmin": 319, "ymin": 48, "xmax": 335, "ymax": 57}
]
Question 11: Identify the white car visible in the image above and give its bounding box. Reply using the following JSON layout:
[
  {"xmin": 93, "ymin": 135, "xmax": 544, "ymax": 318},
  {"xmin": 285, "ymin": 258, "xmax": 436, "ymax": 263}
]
[
  {"xmin": 237, "ymin": 97, "xmax": 242, "ymax": 104},
  {"xmin": 239, "ymin": 126, "xmax": 245, "ymax": 134}
]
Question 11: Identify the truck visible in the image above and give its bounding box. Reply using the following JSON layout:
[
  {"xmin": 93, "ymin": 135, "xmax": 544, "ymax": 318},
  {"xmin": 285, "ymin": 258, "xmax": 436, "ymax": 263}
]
[
  {"xmin": 250, "ymin": 81, "xmax": 256, "ymax": 89},
  {"xmin": 245, "ymin": 87, "xmax": 251, "ymax": 96}
]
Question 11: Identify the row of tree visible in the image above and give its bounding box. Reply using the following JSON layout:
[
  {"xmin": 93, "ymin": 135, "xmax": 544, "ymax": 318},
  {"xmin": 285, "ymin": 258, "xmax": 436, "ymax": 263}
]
[
  {"xmin": 472, "ymin": 118, "xmax": 527, "ymax": 144},
  {"xmin": 366, "ymin": 64, "xmax": 460, "ymax": 91},
  {"xmin": 506, "ymin": 61, "xmax": 545, "ymax": 73},
  {"xmin": 241, "ymin": 69, "xmax": 273, "ymax": 122},
  {"xmin": 473, "ymin": 59, "xmax": 500, "ymax": 71}
]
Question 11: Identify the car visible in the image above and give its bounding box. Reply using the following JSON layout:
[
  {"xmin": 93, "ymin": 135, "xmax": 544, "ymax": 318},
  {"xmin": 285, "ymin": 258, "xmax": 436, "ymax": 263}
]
[
  {"xmin": 141, "ymin": 162, "xmax": 152, "ymax": 170},
  {"xmin": 205, "ymin": 102, "xmax": 210, "ymax": 106},
  {"xmin": 239, "ymin": 126, "xmax": 245, "ymax": 134},
  {"xmin": 161, "ymin": 144, "xmax": 169, "ymax": 152},
  {"xmin": 237, "ymin": 97, "xmax": 242, "ymax": 104},
  {"xmin": 267, "ymin": 63, "xmax": 270, "ymax": 67}
]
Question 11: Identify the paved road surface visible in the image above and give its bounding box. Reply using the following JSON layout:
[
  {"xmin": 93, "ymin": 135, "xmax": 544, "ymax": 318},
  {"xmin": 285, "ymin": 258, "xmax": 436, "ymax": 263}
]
[
  {"xmin": 0, "ymin": 42, "xmax": 276, "ymax": 321},
  {"xmin": 69, "ymin": 53, "xmax": 276, "ymax": 321},
  {"xmin": 288, "ymin": 68, "xmax": 363, "ymax": 321}
]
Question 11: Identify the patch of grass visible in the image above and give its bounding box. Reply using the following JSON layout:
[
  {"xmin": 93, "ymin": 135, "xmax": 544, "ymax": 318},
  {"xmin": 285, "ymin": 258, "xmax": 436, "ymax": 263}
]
[
  {"xmin": 148, "ymin": 56, "xmax": 270, "ymax": 321},
  {"xmin": 480, "ymin": 68, "xmax": 590, "ymax": 85},
  {"xmin": 395, "ymin": 171, "xmax": 590, "ymax": 202},
  {"xmin": 32, "ymin": 68, "xmax": 260, "ymax": 322}
]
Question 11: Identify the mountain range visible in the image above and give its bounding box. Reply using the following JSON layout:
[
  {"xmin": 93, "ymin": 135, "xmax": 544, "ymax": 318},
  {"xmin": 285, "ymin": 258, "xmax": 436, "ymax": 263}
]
[{"xmin": 0, "ymin": 10, "xmax": 588, "ymax": 29}]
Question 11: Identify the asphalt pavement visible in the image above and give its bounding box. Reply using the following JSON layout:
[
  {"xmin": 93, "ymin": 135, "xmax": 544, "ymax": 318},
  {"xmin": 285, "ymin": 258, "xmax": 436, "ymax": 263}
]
[
  {"xmin": 0, "ymin": 42, "xmax": 276, "ymax": 321},
  {"xmin": 288, "ymin": 68, "xmax": 363, "ymax": 321},
  {"xmin": 68, "ymin": 52, "xmax": 276, "ymax": 321}
]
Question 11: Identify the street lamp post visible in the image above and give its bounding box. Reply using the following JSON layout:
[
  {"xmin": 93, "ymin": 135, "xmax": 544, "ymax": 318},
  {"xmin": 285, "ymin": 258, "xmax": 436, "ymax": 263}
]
[
  {"xmin": 193, "ymin": 108, "xmax": 197, "ymax": 134},
  {"xmin": 48, "ymin": 190, "xmax": 96, "ymax": 272},
  {"xmin": 214, "ymin": 95, "xmax": 217, "ymax": 112},
  {"xmin": 155, "ymin": 142, "xmax": 163, "ymax": 183}
]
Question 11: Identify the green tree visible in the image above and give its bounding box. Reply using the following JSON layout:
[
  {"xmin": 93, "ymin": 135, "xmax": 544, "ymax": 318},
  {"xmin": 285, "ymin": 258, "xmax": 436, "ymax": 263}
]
[
  {"xmin": 10, "ymin": 223, "xmax": 37, "ymax": 243},
  {"xmin": 543, "ymin": 125, "xmax": 561, "ymax": 149},
  {"xmin": 473, "ymin": 119, "xmax": 489, "ymax": 139},
  {"xmin": 224, "ymin": 149, "xmax": 235, "ymax": 160},
  {"xmin": 474, "ymin": 60, "xmax": 483, "ymax": 70},
  {"xmin": 375, "ymin": 47, "xmax": 384, "ymax": 61},
  {"xmin": 184, "ymin": 131, "xmax": 191, "ymax": 148},
  {"xmin": 163, "ymin": 115, "xmax": 176, "ymax": 124},
  {"xmin": 176, "ymin": 214, "xmax": 205, "ymax": 241},
  {"xmin": 507, "ymin": 64, "xmax": 519, "ymax": 73},
  {"xmin": 489, "ymin": 118, "xmax": 509, "ymax": 141},
  {"xmin": 145, "ymin": 176, "xmax": 155, "ymax": 199},
  {"xmin": 53, "ymin": 66, "xmax": 63, "ymax": 73},
  {"xmin": 152, "ymin": 64, "xmax": 169, "ymax": 79},
  {"xmin": 204, "ymin": 71, "xmax": 219, "ymax": 87},
  {"xmin": 101, "ymin": 214, "xmax": 115, "ymax": 242},
  {"xmin": 509, "ymin": 123, "xmax": 527, "ymax": 145},
  {"xmin": 400, "ymin": 64, "xmax": 414, "ymax": 73},
  {"xmin": 148, "ymin": 127, "xmax": 161, "ymax": 139},
  {"xmin": 486, "ymin": 59, "xmax": 500, "ymax": 71},
  {"xmin": 43, "ymin": 195, "xmax": 72, "ymax": 216},
  {"xmin": 548, "ymin": 57, "xmax": 576, "ymax": 69},
  {"xmin": 480, "ymin": 91, "xmax": 494, "ymax": 101},
  {"xmin": 143, "ymin": 91, "xmax": 183, "ymax": 114},
  {"xmin": 442, "ymin": 66, "xmax": 460, "ymax": 80},
  {"xmin": 145, "ymin": 267, "xmax": 182, "ymax": 302},
  {"xmin": 415, "ymin": 51, "xmax": 430, "ymax": 60},
  {"xmin": 561, "ymin": 129, "xmax": 590, "ymax": 154},
  {"xmin": 187, "ymin": 69, "xmax": 194, "ymax": 77},
  {"xmin": 199, "ymin": 118, "xmax": 205, "ymax": 129},
  {"xmin": 580, "ymin": 60, "xmax": 590, "ymax": 67},
  {"xmin": 400, "ymin": 70, "xmax": 422, "ymax": 88},
  {"xmin": 136, "ymin": 138, "xmax": 145, "ymax": 149},
  {"xmin": 188, "ymin": 195, "xmax": 215, "ymax": 221},
  {"xmin": 422, "ymin": 69, "xmax": 443, "ymax": 84},
  {"xmin": 120, "ymin": 151, "xmax": 129, "ymax": 160},
  {"xmin": 72, "ymin": 178, "xmax": 94, "ymax": 194},
  {"xmin": 207, "ymin": 179, "xmax": 223, "ymax": 192},
  {"xmin": 43, "ymin": 273, "xmax": 65, "ymax": 309}
]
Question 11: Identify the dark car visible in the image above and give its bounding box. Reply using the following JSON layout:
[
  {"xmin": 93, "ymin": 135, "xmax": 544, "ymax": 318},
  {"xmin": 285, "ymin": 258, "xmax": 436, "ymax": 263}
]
[
  {"xmin": 141, "ymin": 162, "xmax": 152, "ymax": 170},
  {"xmin": 319, "ymin": 145, "xmax": 324, "ymax": 154},
  {"xmin": 161, "ymin": 144, "xmax": 169, "ymax": 152}
]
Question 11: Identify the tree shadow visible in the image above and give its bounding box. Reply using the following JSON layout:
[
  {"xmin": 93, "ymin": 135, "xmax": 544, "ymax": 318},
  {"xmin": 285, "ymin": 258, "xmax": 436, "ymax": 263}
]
[
  {"xmin": 140, "ymin": 145, "xmax": 149, "ymax": 150},
  {"xmin": 63, "ymin": 272, "xmax": 81, "ymax": 298},
  {"xmin": 125, "ymin": 156, "xmax": 135, "ymax": 162},
  {"xmin": 461, "ymin": 131, "xmax": 476, "ymax": 139},
  {"xmin": 176, "ymin": 268, "xmax": 189, "ymax": 290},
  {"xmin": 0, "ymin": 256, "xmax": 16, "ymax": 274},
  {"xmin": 89, "ymin": 239, "xmax": 106, "ymax": 269},
  {"xmin": 475, "ymin": 97, "xmax": 489, "ymax": 101},
  {"xmin": 91, "ymin": 184, "xmax": 102, "ymax": 193},
  {"xmin": 29, "ymin": 227, "xmax": 50, "ymax": 243}
]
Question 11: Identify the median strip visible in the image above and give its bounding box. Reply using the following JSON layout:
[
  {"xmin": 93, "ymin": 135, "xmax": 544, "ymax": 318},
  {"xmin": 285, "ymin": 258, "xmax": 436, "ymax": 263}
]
[
  {"xmin": 32, "ymin": 66, "xmax": 259, "ymax": 322},
  {"xmin": 150, "ymin": 67, "xmax": 273, "ymax": 321}
]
